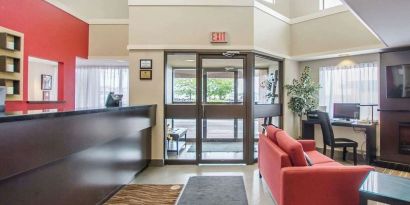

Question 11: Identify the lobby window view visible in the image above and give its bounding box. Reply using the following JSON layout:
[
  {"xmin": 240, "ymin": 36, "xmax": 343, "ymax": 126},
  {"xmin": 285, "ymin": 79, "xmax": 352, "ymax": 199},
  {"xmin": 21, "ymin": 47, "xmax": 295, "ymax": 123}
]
[{"xmin": 2, "ymin": 0, "xmax": 410, "ymax": 205}]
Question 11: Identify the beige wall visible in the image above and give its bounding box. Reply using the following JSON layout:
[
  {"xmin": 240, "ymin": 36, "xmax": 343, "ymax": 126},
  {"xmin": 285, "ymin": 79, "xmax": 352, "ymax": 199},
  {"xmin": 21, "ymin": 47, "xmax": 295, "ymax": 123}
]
[
  {"xmin": 254, "ymin": 8, "xmax": 291, "ymax": 57},
  {"xmin": 283, "ymin": 59, "xmax": 300, "ymax": 137},
  {"xmin": 128, "ymin": 6, "xmax": 254, "ymax": 49},
  {"xmin": 256, "ymin": 0, "xmax": 290, "ymax": 17},
  {"xmin": 291, "ymin": 11, "xmax": 383, "ymax": 57},
  {"xmin": 89, "ymin": 24, "xmax": 129, "ymax": 57},
  {"xmin": 299, "ymin": 53, "xmax": 381, "ymax": 155},
  {"xmin": 129, "ymin": 50, "xmax": 165, "ymax": 161},
  {"xmin": 290, "ymin": 0, "xmax": 321, "ymax": 18}
]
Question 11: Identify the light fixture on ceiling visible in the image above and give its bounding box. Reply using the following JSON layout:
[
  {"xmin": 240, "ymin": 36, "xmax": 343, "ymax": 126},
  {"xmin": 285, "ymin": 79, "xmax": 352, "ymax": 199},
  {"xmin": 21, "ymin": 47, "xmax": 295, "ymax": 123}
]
[{"xmin": 185, "ymin": 59, "xmax": 195, "ymax": 62}]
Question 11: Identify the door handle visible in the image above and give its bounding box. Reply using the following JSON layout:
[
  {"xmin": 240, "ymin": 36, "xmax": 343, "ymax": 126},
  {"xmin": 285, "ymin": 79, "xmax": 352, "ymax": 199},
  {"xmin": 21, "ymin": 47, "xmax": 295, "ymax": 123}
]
[{"xmin": 202, "ymin": 104, "xmax": 205, "ymax": 118}]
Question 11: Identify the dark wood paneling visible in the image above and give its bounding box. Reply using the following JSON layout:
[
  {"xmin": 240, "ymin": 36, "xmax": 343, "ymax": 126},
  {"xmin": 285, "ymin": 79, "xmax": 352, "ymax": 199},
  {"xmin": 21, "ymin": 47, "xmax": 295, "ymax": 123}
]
[
  {"xmin": 203, "ymin": 104, "xmax": 245, "ymax": 119},
  {"xmin": 0, "ymin": 105, "xmax": 156, "ymax": 205},
  {"xmin": 380, "ymin": 50, "xmax": 410, "ymax": 165},
  {"xmin": 165, "ymin": 104, "xmax": 197, "ymax": 118}
]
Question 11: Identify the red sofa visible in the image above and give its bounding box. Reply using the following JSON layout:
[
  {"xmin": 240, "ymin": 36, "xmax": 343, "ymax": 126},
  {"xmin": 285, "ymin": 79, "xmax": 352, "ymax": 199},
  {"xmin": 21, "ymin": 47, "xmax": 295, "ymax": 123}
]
[{"xmin": 258, "ymin": 125, "xmax": 374, "ymax": 205}]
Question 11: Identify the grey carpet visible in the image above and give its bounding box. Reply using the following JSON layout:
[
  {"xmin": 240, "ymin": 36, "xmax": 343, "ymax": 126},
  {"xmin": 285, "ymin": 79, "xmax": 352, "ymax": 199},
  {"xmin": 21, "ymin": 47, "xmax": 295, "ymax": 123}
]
[
  {"xmin": 187, "ymin": 142, "xmax": 243, "ymax": 152},
  {"xmin": 177, "ymin": 176, "xmax": 248, "ymax": 205}
]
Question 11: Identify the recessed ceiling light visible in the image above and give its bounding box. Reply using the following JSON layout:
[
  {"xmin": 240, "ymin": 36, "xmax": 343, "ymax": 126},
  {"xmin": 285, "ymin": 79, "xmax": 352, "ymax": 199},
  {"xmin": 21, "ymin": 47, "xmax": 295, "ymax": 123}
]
[{"xmin": 185, "ymin": 59, "xmax": 195, "ymax": 62}]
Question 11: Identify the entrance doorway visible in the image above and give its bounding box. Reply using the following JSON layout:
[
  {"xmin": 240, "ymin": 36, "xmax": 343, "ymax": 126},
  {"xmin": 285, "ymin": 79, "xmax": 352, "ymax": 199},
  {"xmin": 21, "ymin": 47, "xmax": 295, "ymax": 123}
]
[{"xmin": 165, "ymin": 52, "xmax": 282, "ymax": 164}]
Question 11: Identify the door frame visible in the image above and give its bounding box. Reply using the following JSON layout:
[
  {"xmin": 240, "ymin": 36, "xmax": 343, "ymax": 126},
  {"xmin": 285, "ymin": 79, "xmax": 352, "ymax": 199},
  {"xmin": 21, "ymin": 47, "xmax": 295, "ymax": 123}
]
[
  {"xmin": 197, "ymin": 54, "xmax": 248, "ymax": 164},
  {"xmin": 164, "ymin": 51, "xmax": 284, "ymax": 165}
]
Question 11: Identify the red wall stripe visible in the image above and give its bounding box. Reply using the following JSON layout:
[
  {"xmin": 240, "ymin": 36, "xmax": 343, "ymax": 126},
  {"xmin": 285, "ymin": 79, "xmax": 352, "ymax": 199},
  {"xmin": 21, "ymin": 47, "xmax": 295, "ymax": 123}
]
[{"xmin": 0, "ymin": 0, "xmax": 89, "ymax": 111}]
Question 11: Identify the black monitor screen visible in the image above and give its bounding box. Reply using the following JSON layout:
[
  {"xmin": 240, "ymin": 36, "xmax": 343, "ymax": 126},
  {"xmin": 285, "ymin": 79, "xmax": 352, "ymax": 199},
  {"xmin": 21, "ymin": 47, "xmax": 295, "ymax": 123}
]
[{"xmin": 333, "ymin": 103, "xmax": 360, "ymax": 120}]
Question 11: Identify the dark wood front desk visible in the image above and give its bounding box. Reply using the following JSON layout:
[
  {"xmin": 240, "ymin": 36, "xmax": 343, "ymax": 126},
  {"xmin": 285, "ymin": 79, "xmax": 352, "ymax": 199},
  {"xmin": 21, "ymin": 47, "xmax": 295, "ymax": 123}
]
[
  {"xmin": 0, "ymin": 105, "xmax": 156, "ymax": 205},
  {"xmin": 302, "ymin": 119, "xmax": 377, "ymax": 164}
]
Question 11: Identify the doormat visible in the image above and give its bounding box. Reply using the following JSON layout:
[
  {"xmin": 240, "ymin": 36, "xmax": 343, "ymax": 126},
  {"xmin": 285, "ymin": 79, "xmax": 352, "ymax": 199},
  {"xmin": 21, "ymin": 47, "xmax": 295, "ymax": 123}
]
[{"xmin": 105, "ymin": 184, "xmax": 183, "ymax": 205}]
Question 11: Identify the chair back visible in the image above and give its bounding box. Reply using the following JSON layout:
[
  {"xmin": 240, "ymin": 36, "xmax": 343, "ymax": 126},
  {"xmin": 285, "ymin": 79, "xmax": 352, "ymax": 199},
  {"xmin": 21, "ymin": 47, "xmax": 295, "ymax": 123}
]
[{"xmin": 317, "ymin": 111, "xmax": 335, "ymax": 146}]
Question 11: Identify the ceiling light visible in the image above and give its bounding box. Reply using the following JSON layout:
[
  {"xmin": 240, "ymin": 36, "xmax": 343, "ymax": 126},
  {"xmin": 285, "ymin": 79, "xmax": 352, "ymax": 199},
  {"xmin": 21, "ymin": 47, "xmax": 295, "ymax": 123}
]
[{"xmin": 185, "ymin": 59, "xmax": 195, "ymax": 62}]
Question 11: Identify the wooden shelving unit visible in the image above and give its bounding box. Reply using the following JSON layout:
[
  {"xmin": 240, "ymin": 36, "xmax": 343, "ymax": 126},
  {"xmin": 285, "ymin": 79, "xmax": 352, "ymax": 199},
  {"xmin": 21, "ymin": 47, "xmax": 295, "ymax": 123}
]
[
  {"xmin": 0, "ymin": 27, "xmax": 24, "ymax": 101},
  {"xmin": 0, "ymin": 32, "xmax": 21, "ymax": 51}
]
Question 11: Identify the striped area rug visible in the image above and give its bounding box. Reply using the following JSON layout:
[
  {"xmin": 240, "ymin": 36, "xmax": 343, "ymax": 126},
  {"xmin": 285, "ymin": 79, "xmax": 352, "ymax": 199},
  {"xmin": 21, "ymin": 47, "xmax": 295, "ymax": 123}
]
[
  {"xmin": 104, "ymin": 184, "xmax": 183, "ymax": 205},
  {"xmin": 375, "ymin": 167, "xmax": 410, "ymax": 179}
]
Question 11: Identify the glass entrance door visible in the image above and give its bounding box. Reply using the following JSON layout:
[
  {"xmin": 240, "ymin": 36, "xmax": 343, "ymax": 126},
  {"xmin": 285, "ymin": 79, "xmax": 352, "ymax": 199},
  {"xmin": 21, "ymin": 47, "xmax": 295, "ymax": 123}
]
[{"xmin": 199, "ymin": 55, "xmax": 246, "ymax": 163}]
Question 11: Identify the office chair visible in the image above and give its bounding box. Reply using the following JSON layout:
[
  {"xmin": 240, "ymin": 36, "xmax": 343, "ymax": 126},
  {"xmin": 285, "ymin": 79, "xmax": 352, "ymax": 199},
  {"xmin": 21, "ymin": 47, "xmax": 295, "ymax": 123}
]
[{"xmin": 317, "ymin": 111, "xmax": 358, "ymax": 165}]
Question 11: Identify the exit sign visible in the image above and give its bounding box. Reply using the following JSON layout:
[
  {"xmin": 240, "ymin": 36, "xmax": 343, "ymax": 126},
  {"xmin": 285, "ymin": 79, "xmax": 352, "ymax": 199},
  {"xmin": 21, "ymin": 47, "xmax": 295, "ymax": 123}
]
[{"xmin": 211, "ymin": 32, "xmax": 227, "ymax": 43}]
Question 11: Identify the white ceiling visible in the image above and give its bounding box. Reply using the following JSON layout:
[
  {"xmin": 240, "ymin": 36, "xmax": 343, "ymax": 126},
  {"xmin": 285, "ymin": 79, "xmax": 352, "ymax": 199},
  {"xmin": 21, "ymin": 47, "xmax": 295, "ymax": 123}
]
[
  {"xmin": 342, "ymin": 0, "xmax": 410, "ymax": 48},
  {"xmin": 46, "ymin": 0, "xmax": 129, "ymax": 21}
]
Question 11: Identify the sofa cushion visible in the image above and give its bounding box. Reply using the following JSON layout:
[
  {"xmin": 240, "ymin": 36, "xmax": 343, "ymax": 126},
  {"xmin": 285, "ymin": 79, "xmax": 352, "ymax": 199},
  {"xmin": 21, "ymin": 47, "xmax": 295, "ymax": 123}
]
[
  {"xmin": 276, "ymin": 132, "xmax": 308, "ymax": 167},
  {"xmin": 305, "ymin": 150, "xmax": 334, "ymax": 164},
  {"xmin": 266, "ymin": 125, "xmax": 282, "ymax": 144},
  {"xmin": 312, "ymin": 161, "xmax": 343, "ymax": 167}
]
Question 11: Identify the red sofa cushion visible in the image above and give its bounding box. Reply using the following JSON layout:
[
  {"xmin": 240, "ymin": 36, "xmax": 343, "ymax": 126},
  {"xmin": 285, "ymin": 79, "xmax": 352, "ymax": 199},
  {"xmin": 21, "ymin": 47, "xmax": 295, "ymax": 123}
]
[
  {"xmin": 266, "ymin": 125, "xmax": 282, "ymax": 144},
  {"xmin": 276, "ymin": 132, "xmax": 308, "ymax": 167},
  {"xmin": 312, "ymin": 161, "xmax": 343, "ymax": 167},
  {"xmin": 305, "ymin": 150, "xmax": 334, "ymax": 164}
]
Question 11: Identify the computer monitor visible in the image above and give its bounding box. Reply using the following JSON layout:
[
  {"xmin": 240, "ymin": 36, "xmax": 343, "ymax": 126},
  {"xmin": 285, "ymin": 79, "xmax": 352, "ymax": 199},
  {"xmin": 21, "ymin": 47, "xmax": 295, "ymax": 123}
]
[
  {"xmin": 105, "ymin": 92, "xmax": 123, "ymax": 108},
  {"xmin": 333, "ymin": 103, "xmax": 360, "ymax": 120}
]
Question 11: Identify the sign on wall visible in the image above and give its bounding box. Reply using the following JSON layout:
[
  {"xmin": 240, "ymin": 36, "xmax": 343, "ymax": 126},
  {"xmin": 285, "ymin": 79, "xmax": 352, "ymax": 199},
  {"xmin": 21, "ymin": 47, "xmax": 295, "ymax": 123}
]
[{"xmin": 211, "ymin": 32, "xmax": 227, "ymax": 43}]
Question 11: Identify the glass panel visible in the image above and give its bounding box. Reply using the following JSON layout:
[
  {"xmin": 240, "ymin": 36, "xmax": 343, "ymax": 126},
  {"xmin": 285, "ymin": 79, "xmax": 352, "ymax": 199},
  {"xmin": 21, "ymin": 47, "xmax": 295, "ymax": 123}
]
[
  {"xmin": 254, "ymin": 56, "xmax": 280, "ymax": 104},
  {"xmin": 202, "ymin": 58, "xmax": 244, "ymax": 104},
  {"xmin": 254, "ymin": 117, "xmax": 280, "ymax": 160},
  {"xmin": 201, "ymin": 119, "xmax": 243, "ymax": 160},
  {"xmin": 165, "ymin": 119, "xmax": 196, "ymax": 160},
  {"xmin": 166, "ymin": 53, "xmax": 196, "ymax": 104}
]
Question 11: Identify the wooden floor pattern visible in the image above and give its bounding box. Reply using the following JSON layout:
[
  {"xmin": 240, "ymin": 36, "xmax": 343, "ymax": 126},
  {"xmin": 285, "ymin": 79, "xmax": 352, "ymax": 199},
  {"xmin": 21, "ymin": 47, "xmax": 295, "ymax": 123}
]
[{"xmin": 104, "ymin": 184, "xmax": 183, "ymax": 205}]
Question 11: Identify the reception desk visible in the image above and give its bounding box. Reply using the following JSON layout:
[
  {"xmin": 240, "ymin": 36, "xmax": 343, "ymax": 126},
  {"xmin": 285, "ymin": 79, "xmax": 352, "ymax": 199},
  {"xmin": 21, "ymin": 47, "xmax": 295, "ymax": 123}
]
[{"xmin": 0, "ymin": 105, "xmax": 156, "ymax": 205}]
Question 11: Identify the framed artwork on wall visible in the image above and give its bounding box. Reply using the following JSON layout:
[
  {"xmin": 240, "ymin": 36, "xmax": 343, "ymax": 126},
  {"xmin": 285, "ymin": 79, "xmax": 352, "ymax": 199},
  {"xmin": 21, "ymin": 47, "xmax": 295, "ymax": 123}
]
[
  {"xmin": 140, "ymin": 70, "xmax": 152, "ymax": 80},
  {"xmin": 42, "ymin": 91, "xmax": 50, "ymax": 101},
  {"xmin": 140, "ymin": 59, "xmax": 152, "ymax": 69},
  {"xmin": 41, "ymin": 74, "xmax": 52, "ymax": 90}
]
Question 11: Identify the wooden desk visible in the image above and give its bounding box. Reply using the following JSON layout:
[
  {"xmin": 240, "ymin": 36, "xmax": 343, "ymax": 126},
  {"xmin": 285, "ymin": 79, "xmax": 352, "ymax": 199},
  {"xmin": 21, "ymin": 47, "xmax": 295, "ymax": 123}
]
[{"xmin": 302, "ymin": 119, "xmax": 377, "ymax": 164}]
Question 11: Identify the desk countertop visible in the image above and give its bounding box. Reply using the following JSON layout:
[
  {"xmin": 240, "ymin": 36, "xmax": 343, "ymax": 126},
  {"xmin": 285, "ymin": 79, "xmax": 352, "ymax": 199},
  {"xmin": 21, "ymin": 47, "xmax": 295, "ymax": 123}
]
[{"xmin": 0, "ymin": 104, "xmax": 156, "ymax": 123}]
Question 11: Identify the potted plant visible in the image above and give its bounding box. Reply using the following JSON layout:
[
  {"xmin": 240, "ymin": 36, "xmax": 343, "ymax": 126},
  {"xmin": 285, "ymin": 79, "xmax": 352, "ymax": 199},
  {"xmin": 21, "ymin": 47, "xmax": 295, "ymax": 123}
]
[{"xmin": 285, "ymin": 66, "xmax": 321, "ymax": 137}]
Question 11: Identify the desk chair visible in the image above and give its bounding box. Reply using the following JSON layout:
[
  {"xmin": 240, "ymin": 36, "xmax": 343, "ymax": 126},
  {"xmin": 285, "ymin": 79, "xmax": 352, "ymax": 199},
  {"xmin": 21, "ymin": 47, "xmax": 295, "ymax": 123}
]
[{"xmin": 317, "ymin": 111, "xmax": 358, "ymax": 165}]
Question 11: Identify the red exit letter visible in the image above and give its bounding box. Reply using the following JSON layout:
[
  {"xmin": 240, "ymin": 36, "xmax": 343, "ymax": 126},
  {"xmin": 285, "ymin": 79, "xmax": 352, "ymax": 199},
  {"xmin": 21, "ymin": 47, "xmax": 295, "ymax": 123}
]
[{"xmin": 211, "ymin": 32, "xmax": 227, "ymax": 43}]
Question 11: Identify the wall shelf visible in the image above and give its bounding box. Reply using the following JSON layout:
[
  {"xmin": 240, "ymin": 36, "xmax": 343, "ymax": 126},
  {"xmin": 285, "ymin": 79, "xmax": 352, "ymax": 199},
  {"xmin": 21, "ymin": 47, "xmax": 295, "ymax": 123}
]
[
  {"xmin": 0, "ymin": 79, "xmax": 20, "ymax": 95},
  {"xmin": 0, "ymin": 32, "xmax": 21, "ymax": 51},
  {"xmin": 0, "ymin": 27, "xmax": 23, "ymax": 101},
  {"xmin": 0, "ymin": 56, "xmax": 20, "ymax": 73}
]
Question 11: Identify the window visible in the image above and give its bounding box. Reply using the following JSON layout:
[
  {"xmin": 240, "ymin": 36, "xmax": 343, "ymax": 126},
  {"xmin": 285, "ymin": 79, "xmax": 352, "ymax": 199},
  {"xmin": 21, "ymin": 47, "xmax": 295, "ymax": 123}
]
[
  {"xmin": 75, "ymin": 62, "xmax": 129, "ymax": 108},
  {"xmin": 319, "ymin": 0, "xmax": 343, "ymax": 10},
  {"xmin": 319, "ymin": 62, "xmax": 379, "ymax": 120}
]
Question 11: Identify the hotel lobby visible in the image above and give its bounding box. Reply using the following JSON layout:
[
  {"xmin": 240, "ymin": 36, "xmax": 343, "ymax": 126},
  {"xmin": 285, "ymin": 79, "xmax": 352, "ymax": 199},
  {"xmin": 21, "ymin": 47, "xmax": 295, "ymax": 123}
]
[{"xmin": 0, "ymin": 0, "xmax": 410, "ymax": 204}]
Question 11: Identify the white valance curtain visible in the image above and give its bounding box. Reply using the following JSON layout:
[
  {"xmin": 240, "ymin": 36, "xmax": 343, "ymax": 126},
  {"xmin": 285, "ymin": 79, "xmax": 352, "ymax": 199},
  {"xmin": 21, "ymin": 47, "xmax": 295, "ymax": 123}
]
[
  {"xmin": 319, "ymin": 62, "xmax": 379, "ymax": 120},
  {"xmin": 75, "ymin": 65, "xmax": 129, "ymax": 108}
]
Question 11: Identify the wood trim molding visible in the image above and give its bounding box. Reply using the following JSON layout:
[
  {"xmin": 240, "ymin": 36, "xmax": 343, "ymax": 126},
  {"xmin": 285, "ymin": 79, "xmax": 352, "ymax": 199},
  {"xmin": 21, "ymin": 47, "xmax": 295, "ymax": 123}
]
[
  {"xmin": 254, "ymin": 1, "xmax": 291, "ymax": 24},
  {"xmin": 291, "ymin": 6, "xmax": 349, "ymax": 24}
]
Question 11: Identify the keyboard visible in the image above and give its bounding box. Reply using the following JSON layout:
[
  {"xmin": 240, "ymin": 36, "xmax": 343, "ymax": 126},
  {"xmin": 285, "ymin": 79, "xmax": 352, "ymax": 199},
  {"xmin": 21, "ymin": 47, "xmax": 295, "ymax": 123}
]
[{"xmin": 331, "ymin": 120, "xmax": 353, "ymax": 126}]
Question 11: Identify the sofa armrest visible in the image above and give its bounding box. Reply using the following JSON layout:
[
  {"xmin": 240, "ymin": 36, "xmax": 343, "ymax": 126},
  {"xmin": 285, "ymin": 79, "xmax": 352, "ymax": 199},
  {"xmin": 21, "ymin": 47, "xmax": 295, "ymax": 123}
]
[
  {"xmin": 280, "ymin": 166, "xmax": 374, "ymax": 205},
  {"xmin": 298, "ymin": 140, "xmax": 316, "ymax": 151}
]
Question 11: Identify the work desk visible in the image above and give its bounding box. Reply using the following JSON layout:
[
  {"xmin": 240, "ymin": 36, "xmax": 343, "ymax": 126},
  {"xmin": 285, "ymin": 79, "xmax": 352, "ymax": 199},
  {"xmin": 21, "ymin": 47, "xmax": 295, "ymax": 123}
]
[
  {"xmin": 302, "ymin": 119, "xmax": 377, "ymax": 164},
  {"xmin": 0, "ymin": 105, "xmax": 156, "ymax": 205}
]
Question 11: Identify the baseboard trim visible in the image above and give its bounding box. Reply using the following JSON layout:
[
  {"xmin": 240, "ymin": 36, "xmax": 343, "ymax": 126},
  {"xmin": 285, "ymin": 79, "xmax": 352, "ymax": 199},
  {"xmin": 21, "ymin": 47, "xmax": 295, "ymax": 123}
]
[
  {"xmin": 373, "ymin": 159, "xmax": 410, "ymax": 172},
  {"xmin": 150, "ymin": 159, "xmax": 165, "ymax": 166}
]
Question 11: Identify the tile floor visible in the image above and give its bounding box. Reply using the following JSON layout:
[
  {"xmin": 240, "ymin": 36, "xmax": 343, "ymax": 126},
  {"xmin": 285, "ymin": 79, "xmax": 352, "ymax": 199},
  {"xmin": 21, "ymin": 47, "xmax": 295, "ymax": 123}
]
[{"xmin": 132, "ymin": 164, "xmax": 276, "ymax": 205}]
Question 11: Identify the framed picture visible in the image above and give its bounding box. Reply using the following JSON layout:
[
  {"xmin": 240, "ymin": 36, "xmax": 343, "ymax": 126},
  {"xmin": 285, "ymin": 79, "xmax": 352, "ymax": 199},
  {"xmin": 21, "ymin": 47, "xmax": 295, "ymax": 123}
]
[
  {"xmin": 140, "ymin": 59, "xmax": 152, "ymax": 69},
  {"xmin": 41, "ymin": 74, "xmax": 52, "ymax": 90},
  {"xmin": 140, "ymin": 70, "xmax": 152, "ymax": 80},
  {"xmin": 42, "ymin": 91, "xmax": 51, "ymax": 101}
]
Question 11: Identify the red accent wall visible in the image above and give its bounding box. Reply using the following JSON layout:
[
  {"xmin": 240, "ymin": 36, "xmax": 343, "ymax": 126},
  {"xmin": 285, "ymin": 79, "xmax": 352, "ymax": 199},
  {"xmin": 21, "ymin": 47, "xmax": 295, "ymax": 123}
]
[{"xmin": 0, "ymin": 0, "xmax": 89, "ymax": 111}]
